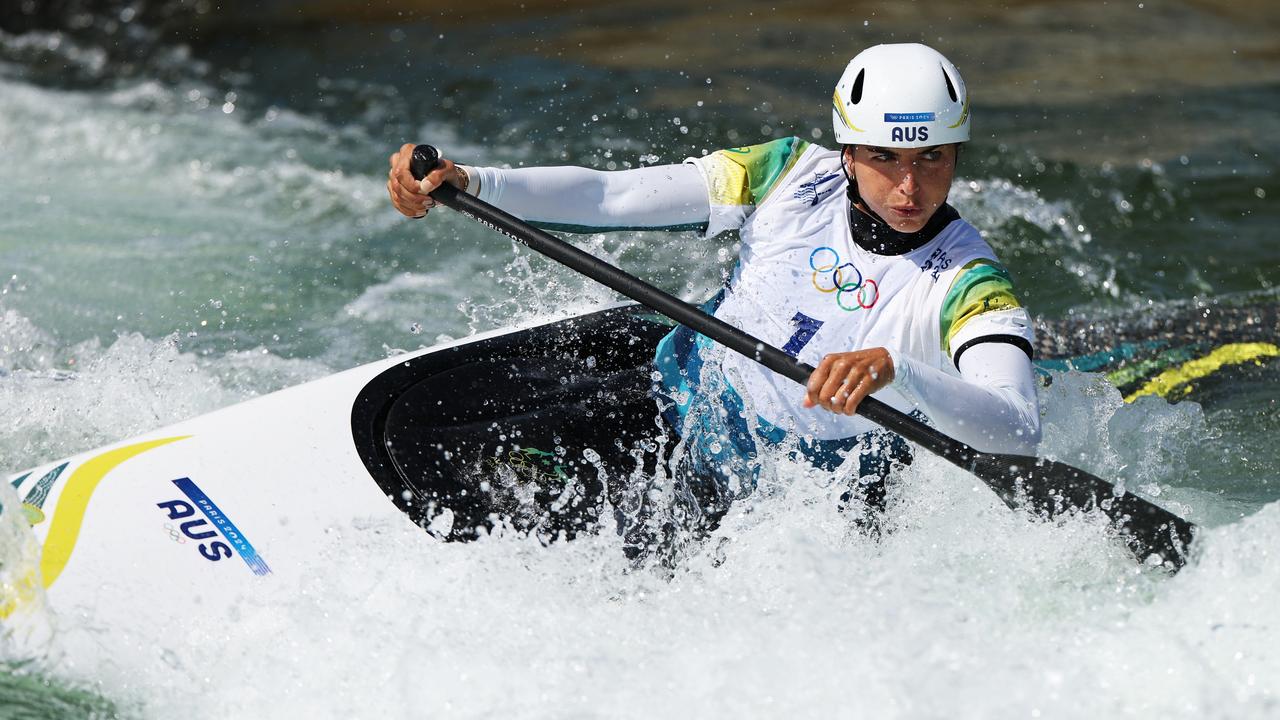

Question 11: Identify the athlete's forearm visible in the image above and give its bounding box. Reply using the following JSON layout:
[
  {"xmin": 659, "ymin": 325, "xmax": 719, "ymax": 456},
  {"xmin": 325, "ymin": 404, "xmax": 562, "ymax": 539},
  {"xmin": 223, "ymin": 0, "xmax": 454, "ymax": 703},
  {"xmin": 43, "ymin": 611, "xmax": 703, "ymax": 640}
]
[
  {"xmin": 462, "ymin": 163, "xmax": 711, "ymax": 232},
  {"xmin": 888, "ymin": 343, "xmax": 1041, "ymax": 455}
]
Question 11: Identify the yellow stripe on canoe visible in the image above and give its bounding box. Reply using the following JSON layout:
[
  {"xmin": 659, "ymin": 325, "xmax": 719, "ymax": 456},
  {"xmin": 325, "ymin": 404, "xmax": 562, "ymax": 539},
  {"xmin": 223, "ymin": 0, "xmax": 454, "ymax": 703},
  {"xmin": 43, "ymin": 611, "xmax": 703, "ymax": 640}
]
[
  {"xmin": 1124, "ymin": 342, "xmax": 1280, "ymax": 403},
  {"xmin": 2, "ymin": 435, "xmax": 189, "ymax": 619},
  {"xmin": 40, "ymin": 436, "xmax": 190, "ymax": 588}
]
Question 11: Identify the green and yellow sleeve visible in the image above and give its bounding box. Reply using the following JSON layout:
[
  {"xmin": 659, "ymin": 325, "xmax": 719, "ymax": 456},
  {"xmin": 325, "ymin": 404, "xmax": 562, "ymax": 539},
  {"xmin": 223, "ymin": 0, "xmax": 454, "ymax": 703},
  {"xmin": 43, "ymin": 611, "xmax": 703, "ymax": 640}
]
[
  {"xmin": 939, "ymin": 259, "xmax": 1030, "ymax": 359},
  {"xmin": 690, "ymin": 136, "xmax": 810, "ymax": 236}
]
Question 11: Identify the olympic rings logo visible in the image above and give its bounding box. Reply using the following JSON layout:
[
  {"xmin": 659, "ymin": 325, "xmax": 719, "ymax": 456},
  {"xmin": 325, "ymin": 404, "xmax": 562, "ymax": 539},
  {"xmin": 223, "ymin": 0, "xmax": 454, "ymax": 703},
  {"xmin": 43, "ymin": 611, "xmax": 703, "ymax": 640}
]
[
  {"xmin": 162, "ymin": 522, "xmax": 187, "ymax": 544},
  {"xmin": 809, "ymin": 247, "xmax": 879, "ymax": 311}
]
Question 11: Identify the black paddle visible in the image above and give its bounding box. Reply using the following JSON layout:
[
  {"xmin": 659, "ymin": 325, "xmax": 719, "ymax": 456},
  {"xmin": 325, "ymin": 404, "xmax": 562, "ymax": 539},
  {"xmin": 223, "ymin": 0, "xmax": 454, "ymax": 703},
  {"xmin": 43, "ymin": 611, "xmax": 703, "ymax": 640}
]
[{"xmin": 409, "ymin": 144, "xmax": 1197, "ymax": 570}]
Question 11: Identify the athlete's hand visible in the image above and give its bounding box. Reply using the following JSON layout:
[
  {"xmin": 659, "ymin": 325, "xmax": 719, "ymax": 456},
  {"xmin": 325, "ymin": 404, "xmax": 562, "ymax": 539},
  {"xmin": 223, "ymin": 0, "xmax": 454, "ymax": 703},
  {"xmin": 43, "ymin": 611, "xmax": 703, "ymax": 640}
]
[
  {"xmin": 387, "ymin": 143, "xmax": 465, "ymax": 218},
  {"xmin": 803, "ymin": 348, "xmax": 895, "ymax": 416}
]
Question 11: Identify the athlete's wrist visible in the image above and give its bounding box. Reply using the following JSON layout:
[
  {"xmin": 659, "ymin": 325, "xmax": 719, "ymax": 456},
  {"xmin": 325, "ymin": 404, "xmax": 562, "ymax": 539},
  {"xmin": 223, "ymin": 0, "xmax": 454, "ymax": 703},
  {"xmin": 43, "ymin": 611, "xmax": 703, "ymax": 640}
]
[
  {"xmin": 450, "ymin": 163, "xmax": 471, "ymax": 194},
  {"xmin": 874, "ymin": 346, "xmax": 896, "ymax": 385},
  {"xmin": 885, "ymin": 347, "xmax": 915, "ymax": 398}
]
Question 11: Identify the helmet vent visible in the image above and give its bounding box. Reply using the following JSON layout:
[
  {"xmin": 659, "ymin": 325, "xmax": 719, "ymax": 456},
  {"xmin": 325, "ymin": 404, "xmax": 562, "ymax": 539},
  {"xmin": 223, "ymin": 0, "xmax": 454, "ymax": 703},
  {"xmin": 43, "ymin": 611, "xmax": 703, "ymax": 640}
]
[
  {"xmin": 850, "ymin": 68, "xmax": 865, "ymax": 104},
  {"xmin": 942, "ymin": 66, "xmax": 958, "ymax": 102}
]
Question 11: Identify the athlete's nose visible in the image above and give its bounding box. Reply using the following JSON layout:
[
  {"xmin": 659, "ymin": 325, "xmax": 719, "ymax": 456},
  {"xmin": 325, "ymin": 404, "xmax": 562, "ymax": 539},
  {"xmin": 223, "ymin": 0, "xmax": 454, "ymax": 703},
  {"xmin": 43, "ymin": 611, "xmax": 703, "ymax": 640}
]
[{"xmin": 899, "ymin": 168, "xmax": 919, "ymax": 195}]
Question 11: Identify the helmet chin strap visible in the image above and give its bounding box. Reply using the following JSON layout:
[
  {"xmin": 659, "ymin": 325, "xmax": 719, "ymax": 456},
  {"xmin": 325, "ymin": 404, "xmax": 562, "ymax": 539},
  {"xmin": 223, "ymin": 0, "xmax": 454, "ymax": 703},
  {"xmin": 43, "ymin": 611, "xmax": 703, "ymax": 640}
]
[{"xmin": 840, "ymin": 146, "xmax": 877, "ymax": 220}]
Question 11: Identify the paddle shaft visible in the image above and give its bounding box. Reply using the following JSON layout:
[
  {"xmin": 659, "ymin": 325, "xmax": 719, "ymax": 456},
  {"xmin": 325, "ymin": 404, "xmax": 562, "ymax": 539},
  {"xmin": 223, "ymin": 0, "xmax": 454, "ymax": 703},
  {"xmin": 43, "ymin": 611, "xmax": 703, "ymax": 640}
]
[{"xmin": 409, "ymin": 147, "xmax": 980, "ymax": 466}]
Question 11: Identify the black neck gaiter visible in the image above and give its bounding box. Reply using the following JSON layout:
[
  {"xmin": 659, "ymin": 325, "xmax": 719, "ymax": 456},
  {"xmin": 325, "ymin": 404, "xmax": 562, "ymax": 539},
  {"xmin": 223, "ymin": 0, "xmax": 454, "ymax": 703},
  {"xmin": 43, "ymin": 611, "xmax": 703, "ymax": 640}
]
[{"xmin": 847, "ymin": 182, "xmax": 959, "ymax": 255}]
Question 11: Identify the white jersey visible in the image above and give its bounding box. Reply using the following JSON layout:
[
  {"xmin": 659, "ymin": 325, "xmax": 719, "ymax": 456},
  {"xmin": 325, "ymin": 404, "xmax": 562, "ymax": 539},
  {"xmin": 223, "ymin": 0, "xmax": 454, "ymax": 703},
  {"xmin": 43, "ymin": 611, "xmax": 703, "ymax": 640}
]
[
  {"xmin": 466, "ymin": 141, "xmax": 1039, "ymax": 453},
  {"xmin": 686, "ymin": 138, "xmax": 1025, "ymax": 440}
]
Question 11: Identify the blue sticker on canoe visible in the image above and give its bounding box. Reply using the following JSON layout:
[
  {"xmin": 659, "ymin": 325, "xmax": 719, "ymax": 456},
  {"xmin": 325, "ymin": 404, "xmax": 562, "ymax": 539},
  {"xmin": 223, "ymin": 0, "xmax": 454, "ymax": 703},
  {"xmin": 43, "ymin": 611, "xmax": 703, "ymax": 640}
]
[
  {"xmin": 173, "ymin": 477, "xmax": 272, "ymax": 576},
  {"xmin": 884, "ymin": 112, "xmax": 936, "ymax": 122}
]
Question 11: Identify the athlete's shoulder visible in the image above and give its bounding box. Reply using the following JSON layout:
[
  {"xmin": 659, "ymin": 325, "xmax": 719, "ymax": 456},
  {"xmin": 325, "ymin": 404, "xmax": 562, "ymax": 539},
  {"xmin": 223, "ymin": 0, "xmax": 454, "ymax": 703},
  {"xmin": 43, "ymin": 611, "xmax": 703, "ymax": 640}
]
[
  {"xmin": 691, "ymin": 137, "xmax": 824, "ymax": 204},
  {"xmin": 718, "ymin": 135, "xmax": 816, "ymax": 160},
  {"xmin": 935, "ymin": 242, "xmax": 1034, "ymax": 358}
]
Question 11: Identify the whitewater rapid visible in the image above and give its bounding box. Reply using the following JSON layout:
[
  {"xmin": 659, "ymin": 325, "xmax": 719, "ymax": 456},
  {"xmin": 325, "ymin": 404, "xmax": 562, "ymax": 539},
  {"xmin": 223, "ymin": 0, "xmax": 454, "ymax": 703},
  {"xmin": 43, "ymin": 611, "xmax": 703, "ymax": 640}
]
[{"xmin": 3, "ymin": 6, "xmax": 1279, "ymax": 715}]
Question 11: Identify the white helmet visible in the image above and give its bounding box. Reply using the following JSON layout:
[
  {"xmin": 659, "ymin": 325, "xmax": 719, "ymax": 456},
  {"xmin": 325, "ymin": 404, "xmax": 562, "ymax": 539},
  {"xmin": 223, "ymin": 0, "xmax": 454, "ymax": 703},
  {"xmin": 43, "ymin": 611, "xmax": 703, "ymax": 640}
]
[{"xmin": 831, "ymin": 43, "xmax": 970, "ymax": 147}]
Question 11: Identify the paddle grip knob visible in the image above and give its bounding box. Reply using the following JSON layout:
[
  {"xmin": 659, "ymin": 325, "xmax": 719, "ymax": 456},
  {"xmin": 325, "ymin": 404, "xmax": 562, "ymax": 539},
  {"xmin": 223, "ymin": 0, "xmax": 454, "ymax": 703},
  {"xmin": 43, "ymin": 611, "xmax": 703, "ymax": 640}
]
[{"xmin": 409, "ymin": 144, "xmax": 440, "ymax": 182}]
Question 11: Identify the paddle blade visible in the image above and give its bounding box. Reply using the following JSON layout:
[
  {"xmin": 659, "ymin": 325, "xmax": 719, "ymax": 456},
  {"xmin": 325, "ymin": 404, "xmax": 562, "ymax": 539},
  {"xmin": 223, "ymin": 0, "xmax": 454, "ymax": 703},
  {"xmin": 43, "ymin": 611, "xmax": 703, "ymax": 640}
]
[{"xmin": 969, "ymin": 453, "xmax": 1196, "ymax": 570}]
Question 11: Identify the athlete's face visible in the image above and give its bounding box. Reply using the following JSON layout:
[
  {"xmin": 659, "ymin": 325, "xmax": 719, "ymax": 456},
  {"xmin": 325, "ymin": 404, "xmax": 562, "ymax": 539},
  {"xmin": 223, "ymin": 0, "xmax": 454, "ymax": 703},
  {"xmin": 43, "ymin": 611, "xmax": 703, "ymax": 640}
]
[{"xmin": 843, "ymin": 144, "xmax": 957, "ymax": 233}]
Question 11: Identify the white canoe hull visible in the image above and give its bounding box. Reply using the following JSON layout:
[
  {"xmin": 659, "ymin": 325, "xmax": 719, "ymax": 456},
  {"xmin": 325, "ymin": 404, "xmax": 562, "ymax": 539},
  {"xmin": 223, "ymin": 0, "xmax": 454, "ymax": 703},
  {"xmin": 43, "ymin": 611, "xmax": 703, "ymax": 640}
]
[{"xmin": 3, "ymin": 304, "xmax": 658, "ymax": 637}]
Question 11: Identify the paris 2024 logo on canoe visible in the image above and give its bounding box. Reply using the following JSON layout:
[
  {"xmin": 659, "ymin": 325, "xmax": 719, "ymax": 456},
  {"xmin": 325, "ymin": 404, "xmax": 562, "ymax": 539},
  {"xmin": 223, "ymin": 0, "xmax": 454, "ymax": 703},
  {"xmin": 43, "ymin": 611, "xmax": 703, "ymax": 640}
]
[{"xmin": 156, "ymin": 477, "xmax": 272, "ymax": 576}]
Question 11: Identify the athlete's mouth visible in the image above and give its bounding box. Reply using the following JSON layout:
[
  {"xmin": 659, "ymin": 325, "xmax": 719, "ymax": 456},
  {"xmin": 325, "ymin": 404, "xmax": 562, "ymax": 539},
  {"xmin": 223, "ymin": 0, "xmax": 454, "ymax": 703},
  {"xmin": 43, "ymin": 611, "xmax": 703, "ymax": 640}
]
[{"xmin": 888, "ymin": 206, "xmax": 922, "ymax": 218}]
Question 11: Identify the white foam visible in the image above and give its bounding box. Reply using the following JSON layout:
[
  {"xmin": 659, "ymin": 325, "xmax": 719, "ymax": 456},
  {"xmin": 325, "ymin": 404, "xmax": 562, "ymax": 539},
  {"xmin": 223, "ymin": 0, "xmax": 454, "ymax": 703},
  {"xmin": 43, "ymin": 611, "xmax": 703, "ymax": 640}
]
[
  {"xmin": 36, "ymin": 435, "xmax": 1277, "ymax": 719},
  {"xmin": 342, "ymin": 271, "xmax": 458, "ymax": 327},
  {"xmin": 0, "ymin": 481, "xmax": 56, "ymax": 666},
  {"xmin": 0, "ymin": 308, "xmax": 328, "ymax": 472}
]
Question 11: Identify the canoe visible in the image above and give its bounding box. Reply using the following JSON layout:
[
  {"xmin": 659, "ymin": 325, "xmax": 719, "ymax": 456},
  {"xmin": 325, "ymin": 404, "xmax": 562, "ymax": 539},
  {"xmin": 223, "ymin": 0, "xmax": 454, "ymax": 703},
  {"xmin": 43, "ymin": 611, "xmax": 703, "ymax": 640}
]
[
  {"xmin": 2, "ymin": 303, "xmax": 672, "ymax": 627},
  {"xmin": 4, "ymin": 299, "xmax": 1276, "ymax": 626}
]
